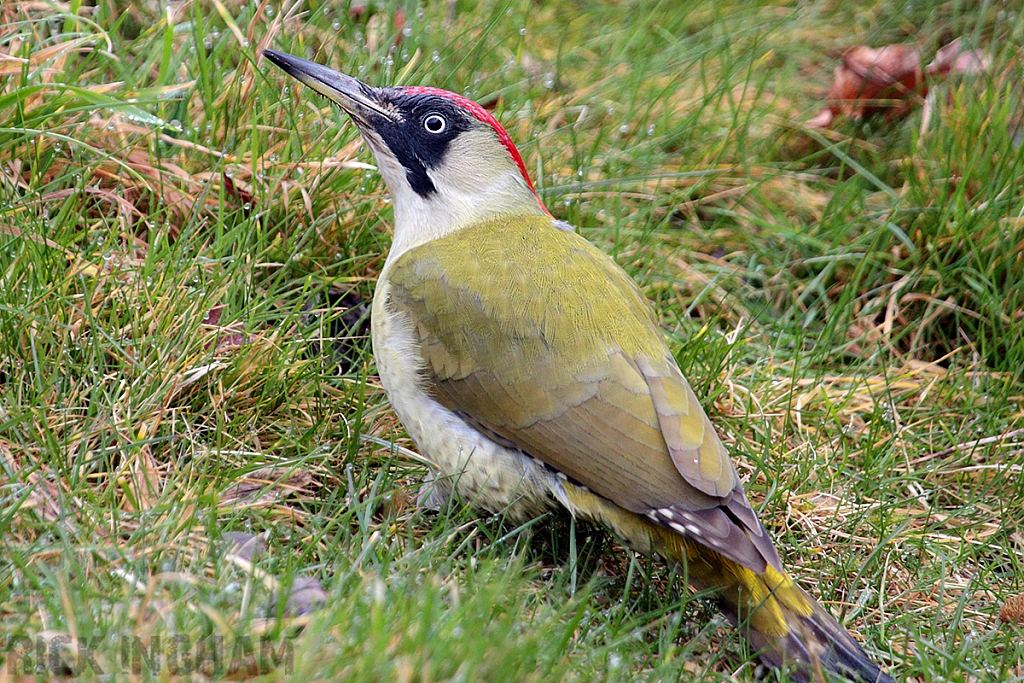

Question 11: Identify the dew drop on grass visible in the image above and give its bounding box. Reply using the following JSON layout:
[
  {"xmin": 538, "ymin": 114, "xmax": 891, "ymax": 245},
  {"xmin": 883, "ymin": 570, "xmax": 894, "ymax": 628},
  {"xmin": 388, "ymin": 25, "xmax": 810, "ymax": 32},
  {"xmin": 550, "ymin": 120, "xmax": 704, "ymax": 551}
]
[
  {"xmin": 402, "ymin": 26, "xmax": 412, "ymax": 37},
  {"xmin": 519, "ymin": 26, "xmax": 526, "ymax": 35},
  {"xmin": 332, "ymin": 20, "xmax": 341, "ymax": 31},
  {"xmin": 543, "ymin": 73, "xmax": 554, "ymax": 88},
  {"xmin": 431, "ymin": 50, "xmax": 440, "ymax": 62},
  {"xmin": 619, "ymin": 123, "xmax": 629, "ymax": 134}
]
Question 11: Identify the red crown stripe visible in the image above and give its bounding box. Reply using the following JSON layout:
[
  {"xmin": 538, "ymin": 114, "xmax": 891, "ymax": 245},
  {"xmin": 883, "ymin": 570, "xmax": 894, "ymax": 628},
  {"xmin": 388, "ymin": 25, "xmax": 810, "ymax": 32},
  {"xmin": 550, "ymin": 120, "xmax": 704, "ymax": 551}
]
[{"xmin": 402, "ymin": 86, "xmax": 551, "ymax": 216}]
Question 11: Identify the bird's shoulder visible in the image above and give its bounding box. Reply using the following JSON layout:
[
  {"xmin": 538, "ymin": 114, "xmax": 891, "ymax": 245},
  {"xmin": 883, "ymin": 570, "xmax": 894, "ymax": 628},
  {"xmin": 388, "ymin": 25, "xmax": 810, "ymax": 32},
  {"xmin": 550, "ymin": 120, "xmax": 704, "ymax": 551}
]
[{"xmin": 386, "ymin": 214, "xmax": 666, "ymax": 369}]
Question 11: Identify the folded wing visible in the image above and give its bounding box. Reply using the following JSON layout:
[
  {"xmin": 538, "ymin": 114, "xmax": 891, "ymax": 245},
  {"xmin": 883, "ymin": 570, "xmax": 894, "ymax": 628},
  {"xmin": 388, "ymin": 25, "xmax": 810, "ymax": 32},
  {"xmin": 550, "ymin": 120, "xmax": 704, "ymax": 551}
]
[{"xmin": 386, "ymin": 215, "xmax": 780, "ymax": 573}]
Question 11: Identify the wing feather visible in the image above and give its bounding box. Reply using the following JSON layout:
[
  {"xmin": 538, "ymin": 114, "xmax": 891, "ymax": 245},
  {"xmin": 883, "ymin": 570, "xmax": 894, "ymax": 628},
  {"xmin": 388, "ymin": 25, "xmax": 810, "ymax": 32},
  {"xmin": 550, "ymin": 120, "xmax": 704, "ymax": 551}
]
[{"xmin": 387, "ymin": 215, "xmax": 780, "ymax": 572}]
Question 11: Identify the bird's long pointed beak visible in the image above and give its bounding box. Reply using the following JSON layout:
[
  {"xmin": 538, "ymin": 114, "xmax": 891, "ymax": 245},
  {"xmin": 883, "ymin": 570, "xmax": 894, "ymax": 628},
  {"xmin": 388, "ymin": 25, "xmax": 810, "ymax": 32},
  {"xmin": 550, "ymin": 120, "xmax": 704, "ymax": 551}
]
[{"xmin": 263, "ymin": 49, "xmax": 391, "ymax": 122}]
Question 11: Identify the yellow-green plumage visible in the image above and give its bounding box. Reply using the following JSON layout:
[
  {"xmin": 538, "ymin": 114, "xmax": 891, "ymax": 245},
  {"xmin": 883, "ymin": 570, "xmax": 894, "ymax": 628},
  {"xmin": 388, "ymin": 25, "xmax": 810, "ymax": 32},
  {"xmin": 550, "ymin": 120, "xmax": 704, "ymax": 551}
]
[
  {"xmin": 383, "ymin": 214, "xmax": 889, "ymax": 681},
  {"xmin": 389, "ymin": 215, "xmax": 741, "ymax": 506}
]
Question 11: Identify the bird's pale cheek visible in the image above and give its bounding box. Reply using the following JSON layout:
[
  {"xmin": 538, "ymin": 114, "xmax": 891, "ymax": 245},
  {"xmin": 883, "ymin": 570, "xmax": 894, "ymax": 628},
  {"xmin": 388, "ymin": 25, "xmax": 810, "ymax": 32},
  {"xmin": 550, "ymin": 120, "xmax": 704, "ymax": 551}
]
[{"xmin": 362, "ymin": 140, "xmax": 412, "ymax": 191}]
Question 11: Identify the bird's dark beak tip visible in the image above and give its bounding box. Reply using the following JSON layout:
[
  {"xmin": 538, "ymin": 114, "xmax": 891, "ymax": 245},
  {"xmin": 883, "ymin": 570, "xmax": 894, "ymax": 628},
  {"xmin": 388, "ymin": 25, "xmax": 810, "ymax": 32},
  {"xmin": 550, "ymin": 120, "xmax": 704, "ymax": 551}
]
[
  {"xmin": 262, "ymin": 49, "xmax": 385, "ymax": 120},
  {"xmin": 262, "ymin": 49, "xmax": 287, "ymax": 68}
]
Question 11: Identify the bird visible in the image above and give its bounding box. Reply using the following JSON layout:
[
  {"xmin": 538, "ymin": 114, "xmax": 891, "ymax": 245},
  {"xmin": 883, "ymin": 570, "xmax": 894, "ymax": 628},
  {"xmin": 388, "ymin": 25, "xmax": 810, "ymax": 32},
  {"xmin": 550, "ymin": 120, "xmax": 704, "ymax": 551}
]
[{"xmin": 263, "ymin": 49, "xmax": 895, "ymax": 683}]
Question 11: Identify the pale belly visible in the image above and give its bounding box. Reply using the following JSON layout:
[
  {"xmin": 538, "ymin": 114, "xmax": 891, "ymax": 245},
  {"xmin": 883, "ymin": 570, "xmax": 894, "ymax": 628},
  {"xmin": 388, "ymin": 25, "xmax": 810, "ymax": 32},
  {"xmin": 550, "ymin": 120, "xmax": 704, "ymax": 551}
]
[{"xmin": 371, "ymin": 278, "xmax": 565, "ymax": 523}]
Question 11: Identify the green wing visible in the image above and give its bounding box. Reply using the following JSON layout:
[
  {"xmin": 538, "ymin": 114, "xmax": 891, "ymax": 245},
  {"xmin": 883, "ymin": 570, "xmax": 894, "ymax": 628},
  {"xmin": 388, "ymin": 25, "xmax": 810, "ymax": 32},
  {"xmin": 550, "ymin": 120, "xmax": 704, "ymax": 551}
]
[{"xmin": 386, "ymin": 215, "xmax": 779, "ymax": 572}]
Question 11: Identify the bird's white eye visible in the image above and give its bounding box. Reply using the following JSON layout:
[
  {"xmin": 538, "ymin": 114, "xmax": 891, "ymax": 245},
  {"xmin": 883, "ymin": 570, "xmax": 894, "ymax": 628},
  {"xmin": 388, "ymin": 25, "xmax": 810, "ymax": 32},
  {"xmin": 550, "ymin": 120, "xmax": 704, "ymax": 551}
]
[{"xmin": 423, "ymin": 113, "xmax": 447, "ymax": 134}]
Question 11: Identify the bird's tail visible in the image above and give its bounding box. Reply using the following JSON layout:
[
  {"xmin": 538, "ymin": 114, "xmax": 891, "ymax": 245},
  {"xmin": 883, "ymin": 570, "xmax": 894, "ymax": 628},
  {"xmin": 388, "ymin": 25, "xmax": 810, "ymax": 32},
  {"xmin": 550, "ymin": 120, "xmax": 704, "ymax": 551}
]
[
  {"xmin": 561, "ymin": 485, "xmax": 893, "ymax": 682},
  {"xmin": 716, "ymin": 565, "xmax": 892, "ymax": 683},
  {"xmin": 705, "ymin": 561, "xmax": 894, "ymax": 683}
]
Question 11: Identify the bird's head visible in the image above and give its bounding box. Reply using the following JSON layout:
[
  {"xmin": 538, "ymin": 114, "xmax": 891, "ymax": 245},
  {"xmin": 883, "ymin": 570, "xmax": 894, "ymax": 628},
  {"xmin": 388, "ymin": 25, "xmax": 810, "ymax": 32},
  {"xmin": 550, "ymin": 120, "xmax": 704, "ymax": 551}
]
[{"xmin": 264, "ymin": 50, "xmax": 551, "ymax": 256}]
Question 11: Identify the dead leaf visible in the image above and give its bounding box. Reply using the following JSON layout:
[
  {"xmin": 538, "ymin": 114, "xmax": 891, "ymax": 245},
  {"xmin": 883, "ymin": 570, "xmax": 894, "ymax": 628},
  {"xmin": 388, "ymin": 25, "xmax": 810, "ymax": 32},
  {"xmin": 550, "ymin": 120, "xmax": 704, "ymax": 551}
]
[
  {"xmin": 224, "ymin": 173, "xmax": 254, "ymax": 217},
  {"xmin": 1001, "ymin": 594, "xmax": 1024, "ymax": 624},
  {"xmin": 808, "ymin": 39, "xmax": 989, "ymax": 128},
  {"xmin": 393, "ymin": 7, "xmax": 405, "ymax": 44},
  {"xmin": 124, "ymin": 438, "xmax": 162, "ymax": 512},
  {"xmin": 927, "ymin": 38, "xmax": 990, "ymax": 76},
  {"xmin": 349, "ymin": 0, "xmax": 368, "ymax": 20},
  {"xmin": 203, "ymin": 305, "xmax": 224, "ymax": 327},
  {"xmin": 202, "ymin": 304, "xmax": 252, "ymax": 352}
]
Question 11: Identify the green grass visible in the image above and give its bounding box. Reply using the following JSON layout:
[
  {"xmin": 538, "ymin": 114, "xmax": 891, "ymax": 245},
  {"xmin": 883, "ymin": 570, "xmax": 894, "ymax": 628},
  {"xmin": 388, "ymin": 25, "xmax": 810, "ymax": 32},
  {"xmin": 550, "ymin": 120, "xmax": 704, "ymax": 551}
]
[{"xmin": 2, "ymin": 0, "xmax": 1023, "ymax": 680}]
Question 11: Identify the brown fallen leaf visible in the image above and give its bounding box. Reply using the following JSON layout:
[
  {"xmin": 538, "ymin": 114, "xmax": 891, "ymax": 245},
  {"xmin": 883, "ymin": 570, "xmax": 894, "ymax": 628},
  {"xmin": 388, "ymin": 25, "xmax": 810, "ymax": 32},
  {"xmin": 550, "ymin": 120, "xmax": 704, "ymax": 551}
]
[
  {"xmin": 224, "ymin": 173, "xmax": 255, "ymax": 218},
  {"xmin": 808, "ymin": 39, "xmax": 988, "ymax": 128},
  {"xmin": 927, "ymin": 38, "xmax": 990, "ymax": 77},
  {"xmin": 349, "ymin": 0, "xmax": 368, "ymax": 20},
  {"xmin": 1001, "ymin": 593, "xmax": 1024, "ymax": 624},
  {"xmin": 202, "ymin": 303, "xmax": 252, "ymax": 352}
]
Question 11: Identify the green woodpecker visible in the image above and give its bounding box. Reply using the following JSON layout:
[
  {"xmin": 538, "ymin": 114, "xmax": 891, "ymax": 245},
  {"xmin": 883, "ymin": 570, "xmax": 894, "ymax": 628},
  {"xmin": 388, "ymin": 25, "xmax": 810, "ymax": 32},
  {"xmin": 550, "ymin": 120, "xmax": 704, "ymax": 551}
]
[{"xmin": 265, "ymin": 50, "xmax": 894, "ymax": 683}]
